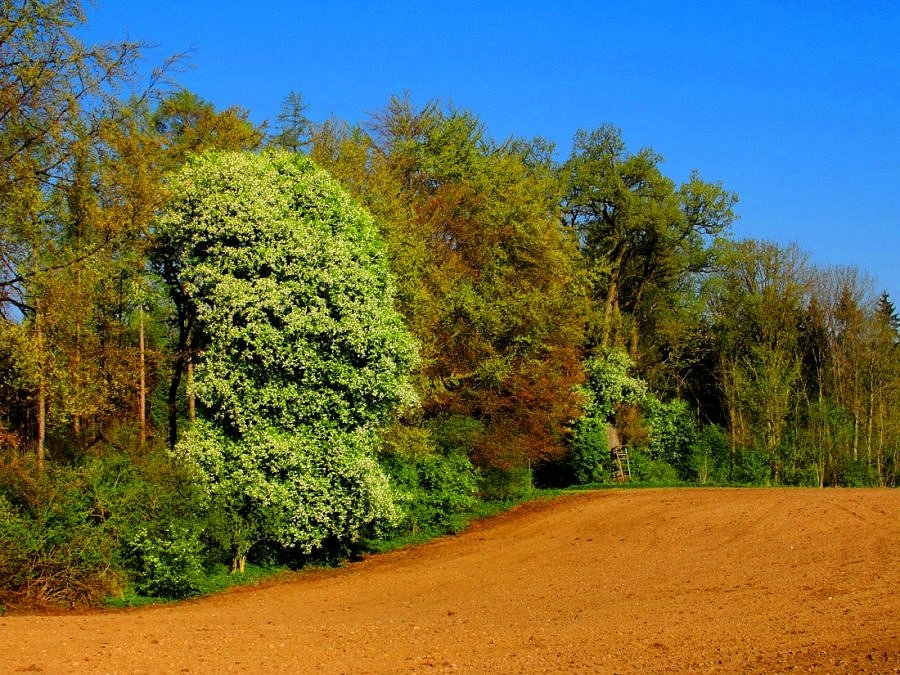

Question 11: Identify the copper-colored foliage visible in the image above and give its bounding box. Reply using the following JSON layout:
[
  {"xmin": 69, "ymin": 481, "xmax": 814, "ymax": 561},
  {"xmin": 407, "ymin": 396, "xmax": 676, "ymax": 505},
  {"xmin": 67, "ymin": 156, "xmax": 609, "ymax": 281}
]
[{"xmin": 313, "ymin": 98, "xmax": 590, "ymax": 469}]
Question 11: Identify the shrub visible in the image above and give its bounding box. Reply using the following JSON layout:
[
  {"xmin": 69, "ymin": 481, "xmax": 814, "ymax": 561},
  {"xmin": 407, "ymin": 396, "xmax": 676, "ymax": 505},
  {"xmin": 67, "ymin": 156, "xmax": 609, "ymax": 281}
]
[
  {"xmin": 113, "ymin": 451, "xmax": 209, "ymax": 599},
  {"xmin": 179, "ymin": 421, "xmax": 398, "ymax": 571},
  {"xmin": 643, "ymin": 397, "xmax": 697, "ymax": 472},
  {"xmin": 430, "ymin": 415, "xmax": 485, "ymax": 456},
  {"xmin": 126, "ymin": 526, "xmax": 204, "ymax": 599},
  {"xmin": 381, "ymin": 448, "xmax": 477, "ymax": 535},
  {"xmin": 688, "ymin": 424, "xmax": 729, "ymax": 484},
  {"xmin": 567, "ymin": 348, "xmax": 649, "ymax": 486},
  {"xmin": 842, "ymin": 460, "xmax": 880, "ymax": 487},
  {"xmin": 626, "ymin": 448, "xmax": 679, "ymax": 484},
  {"xmin": 0, "ymin": 459, "xmax": 122, "ymax": 608},
  {"xmin": 478, "ymin": 465, "xmax": 534, "ymax": 502},
  {"xmin": 733, "ymin": 446, "xmax": 772, "ymax": 485},
  {"xmin": 567, "ymin": 418, "xmax": 612, "ymax": 485}
]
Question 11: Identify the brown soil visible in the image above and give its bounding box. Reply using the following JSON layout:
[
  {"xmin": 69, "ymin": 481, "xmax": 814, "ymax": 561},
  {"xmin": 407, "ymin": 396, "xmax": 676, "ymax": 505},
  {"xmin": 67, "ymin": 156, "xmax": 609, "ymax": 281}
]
[{"xmin": 2, "ymin": 488, "xmax": 898, "ymax": 673}]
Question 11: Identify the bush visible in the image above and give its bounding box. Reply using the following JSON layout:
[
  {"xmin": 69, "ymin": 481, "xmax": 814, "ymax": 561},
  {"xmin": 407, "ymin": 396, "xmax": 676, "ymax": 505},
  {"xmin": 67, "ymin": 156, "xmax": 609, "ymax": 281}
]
[
  {"xmin": 567, "ymin": 418, "xmax": 612, "ymax": 485},
  {"xmin": 644, "ymin": 397, "xmax": 697, "ymax": 473},
  {"xmin": 627, "ymin": 448, "xmax": 679, "ymax": 484},
  {"xmin": 113, "ymin": 451, "xmax": 209, "ymax": 599},
  {"xmin": 478, "ymin": 465, "xmax": 534, "ymax": 502},
  {"xmin": 733, "ymin": 446, "xmax": 772, "ymax": 485},
  {"xmin": 430, "ymin": 415, "xmax": 485, "ymax": 456},
  {"xmin": 178, "ymin": 421, "xmax": 398, "ymax": 571},
  {"xmin": 381, "ymin": 447, "xmax": 478, "ymax": 536},
  {"xmin": 126, "ymin": 526, "xmax": 204, "ymax": 599},
  {"xmin": 842, "ymin": 460, "xmax": 880, "ymax": 487},
  {"xmin": 688, "ymin": 424, "xmax": 730, "ymax": 484},
  {"xmin": 0, "ymin": 447, "xmax": 221, "ymax": 606},
  {"xmin": 0, "ymin": 458, "xmax": 122, "ymax": 608}
]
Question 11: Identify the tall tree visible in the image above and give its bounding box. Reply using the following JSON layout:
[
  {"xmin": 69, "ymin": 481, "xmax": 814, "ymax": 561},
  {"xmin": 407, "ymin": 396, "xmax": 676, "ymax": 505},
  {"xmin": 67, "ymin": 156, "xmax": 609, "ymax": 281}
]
[
  {"xmin": 0, "ymin": 0, "xmax": 145, "ymax": 464},
  {"xmin": 159, "ymin": 150, "xmax": 416, "ymax": 571},
  {"xmin": 313, "ymin": 97, "xmax": 590, "ymax": 469},
  {"xmin": 149, "ymin": 90, "xmax": 266, "ymax": 448},
  {"xmin": 270, "ymin": 90, "xmax": 312, "ymax": 152},
  {"xmin": 712, "ymin": 240, "xmax": 810, "ymax": 481},
  {"xmin": 561, "ymin": 125, "xmax": 736, "ymax": 366}
]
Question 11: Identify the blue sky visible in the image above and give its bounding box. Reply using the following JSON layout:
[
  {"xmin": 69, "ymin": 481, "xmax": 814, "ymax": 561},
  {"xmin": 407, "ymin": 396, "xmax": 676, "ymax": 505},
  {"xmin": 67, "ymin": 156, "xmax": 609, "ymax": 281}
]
[{"xmin": 82, "ymin": 1, "xmax": 899, "ymax": 301}]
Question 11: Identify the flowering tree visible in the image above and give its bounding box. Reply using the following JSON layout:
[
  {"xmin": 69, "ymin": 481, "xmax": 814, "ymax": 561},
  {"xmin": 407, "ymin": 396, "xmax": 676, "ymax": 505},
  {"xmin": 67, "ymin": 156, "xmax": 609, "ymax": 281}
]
[{"xmin": 158, "ymin": 150, "xmax": 417, "ymax": 571}]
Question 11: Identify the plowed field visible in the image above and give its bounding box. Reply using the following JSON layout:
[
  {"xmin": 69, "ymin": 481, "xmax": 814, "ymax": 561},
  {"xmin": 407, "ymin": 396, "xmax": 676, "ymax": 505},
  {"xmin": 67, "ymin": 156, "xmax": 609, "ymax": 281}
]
[{"xmin": 2, "ymin": 488, "xmax": 898, "ymax": 673}]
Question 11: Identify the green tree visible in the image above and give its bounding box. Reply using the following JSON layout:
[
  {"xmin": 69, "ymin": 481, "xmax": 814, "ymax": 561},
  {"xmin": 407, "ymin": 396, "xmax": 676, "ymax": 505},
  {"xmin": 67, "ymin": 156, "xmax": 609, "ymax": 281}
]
[
  {"xmin": 561, "ymin": 125, "xmax": 736, "ymax": 365},
  {"xmin": 158, "ymin": 150, "xmax": 417, "ymax": 571},
  {"xmin": 0, "ymin": 0, "xmax": 146, "ymax": 466},
  {"xmin": 712, "ymin": 240, "xmax": 810, "ymax": 482},
  {"xmin": 313, "ymin": 97, "xmax": 590, "ymax": 470},
  {"xmin": 270, "ymin": 91, "xmax": 312, "ymax": 152},
  {"xmin": 147, "ymin": 90, "xmax": 267, "ymax": 448},
  {"xmin": 568, "ymin": 347, "xmax": 647, "ymax": 483}
]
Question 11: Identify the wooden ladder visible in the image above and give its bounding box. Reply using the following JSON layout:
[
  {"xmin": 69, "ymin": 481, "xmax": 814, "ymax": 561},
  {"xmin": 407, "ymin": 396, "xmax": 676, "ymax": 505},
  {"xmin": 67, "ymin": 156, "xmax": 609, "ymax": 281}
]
[{"xmin": 612, "ymin": 446, "xmax": 631, "ymax": 483}]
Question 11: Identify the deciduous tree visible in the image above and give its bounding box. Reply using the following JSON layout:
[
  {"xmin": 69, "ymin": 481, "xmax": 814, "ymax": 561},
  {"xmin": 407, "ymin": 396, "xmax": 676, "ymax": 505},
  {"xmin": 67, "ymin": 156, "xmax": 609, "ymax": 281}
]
[{"xmin": 159, "ymin": 150, "xmax": 416, "ymax": 570}]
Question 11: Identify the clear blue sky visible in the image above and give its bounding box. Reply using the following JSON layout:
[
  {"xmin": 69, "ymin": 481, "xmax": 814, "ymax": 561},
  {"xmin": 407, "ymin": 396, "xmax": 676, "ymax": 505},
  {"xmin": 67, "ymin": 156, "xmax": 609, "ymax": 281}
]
[{"xmin": 82, "ymin": 1, "xmax": 899, "ymax": 302}]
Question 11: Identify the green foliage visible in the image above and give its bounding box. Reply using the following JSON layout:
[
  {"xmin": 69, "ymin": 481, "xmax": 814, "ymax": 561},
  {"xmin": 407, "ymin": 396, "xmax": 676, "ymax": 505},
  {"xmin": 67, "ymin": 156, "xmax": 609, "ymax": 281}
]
[
  {"xmin": 376, "ymin": 417, "xmax": 478, "ymax": 536},
  {"xmin": 732, "ymin": 447, "xmax": 773, "ymax": 485},
  {"xmin": 111, "ymin": 451, "xmax": 209, "ymax": 599},
  {"xmin": 841, "ymin": 460, "xmax": 881, "ymax": 487},
  {"xmin": 567, "ymin": 418, "xmax": 613, "ymax": 485},
  {"xmin": 581, "ymin": 348, "xmax": 648, "ymax": 422},
  {"xmin": 0, "ymin": 459, "xmax": 123, "ymax": 607},
  {"xmin": 313, "ymin": 98, "xmax": 590, "ymax": 469},
  {"xmin": 568, "ymin": 347, "xmax": 647, "ymax": 484},
  {"xmin": 159, "ymin": 150, "xmax": 417, "ymax": 436},
  {"xmin": 626, "ymin": 448, "xmax": 680, "ymax": 484},
  {"xmin": 478, "ymin": 465, "xmax": 534, "ymax": 502},
  {"xmin": 381, "ymin": 447, "xmax": 477, "ymax": 536},
  {"xmin": 430, "ymin": 415, "xmax": 485, "ymax": 455},
  {"xmin": 126, "ymin": 526, "xmax": 204, "ymax": 599},
  {"xmin": 563, "ymin": 125, "xmax": 736, "ymax": 354},
  {"xmin": 688, "ymin": 424, "xmax": 730, "ymax": 484},
  {"xmin": 159, "ymin": 150, "xmax": 416, "ymax": 568},
  {"xmin": 180, "ymin": 421, "xmax": 397, "ymax": 563},
  {"xmin": 643, "ymin": 397, "xmax": 698, "ymax": 472},
  {"xmin": 0, "ymin": 445, "xmax": 221, "ymax": 606}
]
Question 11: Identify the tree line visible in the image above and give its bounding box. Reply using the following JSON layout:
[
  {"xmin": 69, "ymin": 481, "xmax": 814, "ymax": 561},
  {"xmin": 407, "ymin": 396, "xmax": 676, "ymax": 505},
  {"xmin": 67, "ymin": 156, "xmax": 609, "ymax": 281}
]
[{"xmin": 1, "ymin": 0, "xmax": 897, "ymax": 607}]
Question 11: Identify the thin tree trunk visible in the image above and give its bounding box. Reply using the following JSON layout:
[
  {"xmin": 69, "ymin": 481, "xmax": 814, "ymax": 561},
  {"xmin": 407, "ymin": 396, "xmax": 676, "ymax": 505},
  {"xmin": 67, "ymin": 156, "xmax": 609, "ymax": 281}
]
[
  {"xmin": 32, "ymin": 246, "xmax": 47, "ymax": 471},
  {"xmin": 72, "ymin": 259, "xmax": 82, "ymax": 437},
  {"xmin": 35, "ymin": 297, "xmax": 46, "ymax": 471},
  {"xmin": 187, "ymin": 358, "xmax": 195, "ymax": 422},
  {"xmin": 876, "ymin": 398, "xmax": 885, "ymax": 485},
  {"xmin": 865, "ymin": 384, "xmax": 874, "ymax": 465},
  {"xmin": 167, "ymin": 359, "xmax": 182, "ymax": 450},
  {"xmin": 167, "ymin": 305, "xmax": 193, "ymax": 450},
  {"xmin": 138, "ymin": 305, "xmax": 146, "ymax": 447}
]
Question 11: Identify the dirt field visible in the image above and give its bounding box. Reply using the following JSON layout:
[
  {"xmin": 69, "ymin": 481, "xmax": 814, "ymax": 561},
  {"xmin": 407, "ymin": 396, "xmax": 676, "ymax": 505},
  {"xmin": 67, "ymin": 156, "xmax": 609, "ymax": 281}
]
[{"xmin": 2, "ymin": 488, "xmax": 898, "ymax": 673}]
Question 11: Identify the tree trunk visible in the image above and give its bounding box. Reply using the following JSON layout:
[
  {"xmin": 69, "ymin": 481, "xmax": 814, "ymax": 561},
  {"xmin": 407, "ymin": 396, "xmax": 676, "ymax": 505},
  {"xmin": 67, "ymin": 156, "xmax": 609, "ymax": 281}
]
[
  {"xmin": 187, "ymin": 358, "xmax": 195, "ymax": 422},
  {"xmin": 167, "ymin": 303, "xmax": 193, "ymax": 450},
  {"xmin": 167, "ymin": 359, "xmax": 182, "ymax": 451},
  {"xmin": 601, "ymin": 247, "xmax": 626, "ymax": 348},
  {"xmin": 138, "ymin": 305, "xmax": 146, "ymax": 448},
  {"xmin": 601, "ymin": 278, "xmax": 618, "ymax": 348},
  {"xmin": 865, "ymin": 385, "xmax": 874, "ymax": 465},
  {"xmin": 73, "ymin": 262, "xmax": 82, "ymax": 437},
  {"xmin": 36, "ymin": 302, "xmax": 46, "ymax": 472},
  {"xmin": 231, "ymin": 549, "xmax": 247, "ymax": 574}
]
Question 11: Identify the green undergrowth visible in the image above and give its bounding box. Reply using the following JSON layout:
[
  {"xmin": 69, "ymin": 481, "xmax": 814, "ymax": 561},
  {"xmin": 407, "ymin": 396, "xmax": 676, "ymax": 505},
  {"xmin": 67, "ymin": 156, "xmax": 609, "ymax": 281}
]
[
  {"xmin": 107, "ymin": 487, "xmax": 571, "ymax": 608},
  {"xmin": 362, "ymin": 487, "xmax": 568, "ymax": 555},
  {"xmin": 106, "ymin": 562, "xmax": 290, "ymax": 609}
]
